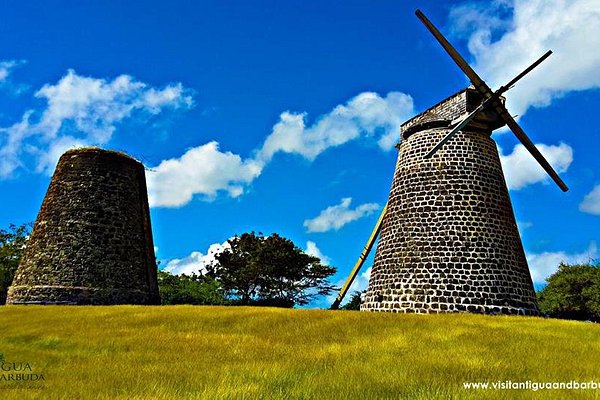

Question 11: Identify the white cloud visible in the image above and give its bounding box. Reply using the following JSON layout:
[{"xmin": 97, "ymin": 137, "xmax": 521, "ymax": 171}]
[
  {"xmin": 452, "ymin": 0, "xmax": 600, "ymax": 116},
  {"xmin": 327, "ymin": 266, "xmax": 372, "ymax": 306},
  {"xmin": 0, "ymin": 60, "xmax": 22, "ymax": 82},
  {"xmin": 146, "ymin": 141, "xmax": 263, "ymax": 207},
  {"xmin": 149, "ymin": 91, "xmax": 413, "ymax": 208},
  {"xmin": 2, "ymin": 70, "xmax": 410, "ymax": 209},
  {"xmin": 527, "ymin": 242, "xmax": 598, "ymax": 284},
  {"xmin": 498, "ymin": 142, "xmax": 573, "ymax": 190},
  {"xmin": 304, "ymin": 197, "xmax": 380, "ymax": 233},
  {"xmin": 516, "ymin": 221, "xmax": 533, "ymax": 231},
  {"xmin": 34, "ymin": 70, "xmax": 193, "ymax": 144},
  {"xmin": 141, "ymin": 85, "xmax": 194, "ymax": 113},
  {"xmin": 163, "ymin": 241, "xmax": 230, "ymax": 276},
  {"xmin": 0, "ymin": 111, "xmax": 33, "ymax": 177},
  {"xmin": 257, "ymin": 91, "xmax": 413, "ymax": 162},
  {"xmin": 347, "ymin": 266, "xmax": 371, "ymax": 295},
  {"xmin": 34, "ymin": 136, "xmax": 89, "ymax": 174},
  {"xmin": 305, "ymin": 241, "xmax": 331, "ymax": 265},
  {"xmin": 579, "ymin": 184, "xmax": 600, "ymax": 215},
  {"xmin": 0, "ymin": 69, "xmax": 193, "ymax": 177}
]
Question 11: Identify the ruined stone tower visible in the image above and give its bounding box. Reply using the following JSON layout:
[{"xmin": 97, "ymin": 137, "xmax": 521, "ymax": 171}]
[
  {"xmin": 361, "ymin": 88, "xmax": 540, "ymax": 315},
  {"xmin": 7, "ymin": 148, "xmax": 160, "ymax": 305}
]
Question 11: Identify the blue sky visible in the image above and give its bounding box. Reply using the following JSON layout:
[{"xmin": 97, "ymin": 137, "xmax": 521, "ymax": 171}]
[{"xmin": 0, "ymin": 0, "xmax": 598, "ymax": 307}]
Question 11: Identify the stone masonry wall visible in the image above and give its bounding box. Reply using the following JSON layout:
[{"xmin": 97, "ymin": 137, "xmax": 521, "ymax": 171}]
[
  {"xmin": 361, "ymin": 88, "xmax": 539, "ymax": 315},
  {"xmin": 7, "ymin": 148, "xmax": 160, "ymax": 305}
]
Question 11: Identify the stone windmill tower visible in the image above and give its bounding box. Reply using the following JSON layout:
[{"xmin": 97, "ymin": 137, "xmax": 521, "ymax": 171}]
[
  {"xmin": 332, "ymin": 10, "xmax": 567, "ymax": 315},
  {"xmin": 7, "ymin": 148, "xmax": 160, "ymax": 305}
]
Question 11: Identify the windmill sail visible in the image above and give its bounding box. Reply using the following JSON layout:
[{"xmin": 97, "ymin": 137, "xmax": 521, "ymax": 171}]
[{"xmin": 415, "ymin": 9, "xmax": 568, "ymax": 192}]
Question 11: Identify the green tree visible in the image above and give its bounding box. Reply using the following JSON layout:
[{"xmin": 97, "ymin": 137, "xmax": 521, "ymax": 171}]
[
  {"xmin": 209, "ymin": 232, "xmax": 337, "ymax": 307},
  {"xmin": 157, "ymin": 270, "xmax": 226, "ymax": 305},
  {"xmin": 0, "ymin": 223, "xmax": 31, "ymax": 304},
  {"xmin": 340, "ymin": 291, "xmax": 364, "ymax": 310},
  {"xmin": 537, "ymin": 262, "xmax": 600, "ymax": 321}
]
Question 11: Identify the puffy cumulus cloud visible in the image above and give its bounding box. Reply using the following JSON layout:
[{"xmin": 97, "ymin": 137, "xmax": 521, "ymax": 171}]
[
  {"xmin": 163, "ymin": 241, "xmax": 230, "ymax": 276},
  {"xmin": 146, "ymin": 142, "xmax": 263, "ymax": 207},
  {"xmin": 498, "ymin": 142, "xmax": 573, "ymax": 190},
  {"xmin": 2, "ymin": 71, "xmax": 410, "ymax": 208},
  {"xmin": 527, "ymin": 242, "xmax": 598, "ymax": 284},
  {"xmin": 257, "ymin": 92, "xmax": 413, "ymax": 162},
  {"xmin": 149, "ymin": 91, "xmax": 413, "ymax": 208},
  {"xmin": 0, "ymin": 69, "xmax": 193, "ymax": 177},
  {"xmin": 305, "ymin": 241, "xmax": 331, "ymax": 265},
  {"xmin": 34, "ymin": 70, "xmax": 193, "ymax": 144},
  {"xmin": 451, "ymin": 0, "xmax": 600, "ymax": 116},
  {"xmin": 579, "ymin": 184, "xmax": 600, "ymax": 215},
  {"xmin": 304, "ymin": 197, "xmax": 380, "ymax": 233}
]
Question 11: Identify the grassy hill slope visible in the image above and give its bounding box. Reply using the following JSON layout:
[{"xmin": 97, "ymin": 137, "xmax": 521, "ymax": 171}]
[{"xmin": 0, "ymin": 306, "xmax": 598, "ymax": 399}]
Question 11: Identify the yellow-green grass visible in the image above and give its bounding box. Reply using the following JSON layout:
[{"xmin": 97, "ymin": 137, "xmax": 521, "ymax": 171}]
[{"xmin": 0, "ymin": 306, "xmax": 598, "ymax": 400}]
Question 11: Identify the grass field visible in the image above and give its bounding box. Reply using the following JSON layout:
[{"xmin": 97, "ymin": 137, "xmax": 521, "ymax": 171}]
[{"xmin": 0, "ymin": 306, "xmax": 598, "ymax": 399}]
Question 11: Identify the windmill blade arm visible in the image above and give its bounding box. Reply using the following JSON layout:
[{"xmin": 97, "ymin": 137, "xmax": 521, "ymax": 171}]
[
  {"xmin": 415, "ymin": 9, "xmax": 493, "ymax": 97},
  {"xmin": 424, "ymin": 102, "xmax": 486, "ymax": 159},
  {"xmin": 496, "ymin": 50, "xmax": 552, "ymax": 96},
  {"xmin": 499, "ymin": 111, "xmax": 569, "ymax": 192}
]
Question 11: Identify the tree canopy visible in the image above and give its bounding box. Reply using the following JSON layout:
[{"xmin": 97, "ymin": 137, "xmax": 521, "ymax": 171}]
[
  {"xmin": 340, "ymin": 291, "xmax": 363, "ymax": 310},
  {"xmin": 157, "ymin": 270, "xmax": 226, "ymax": 305},
  {"xmin": 537, "ymin": 262, "xmax": 600, "ymax": 321},
  {"xmin": 208, "ymin": 232, "xmax": 336, "ymax": 307},
  {"xmin": 0, "ymin": 223, "xmax": 31, "ymax": 304}
]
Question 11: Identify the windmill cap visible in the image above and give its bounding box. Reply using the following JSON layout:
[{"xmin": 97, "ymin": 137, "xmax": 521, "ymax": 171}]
[{"xmin": 401, "ymin": 86, "xmax": 505, "ymax": 140}]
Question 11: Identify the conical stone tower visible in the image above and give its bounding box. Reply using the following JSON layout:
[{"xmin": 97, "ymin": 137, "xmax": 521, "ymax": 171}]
[
  {"xmin": 361, "ymin": 88, "xmax": 540, "ymax": 315},
  {"xmin": 7, "ymin": 148, "xmax": 160, "ymax": 305}
]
